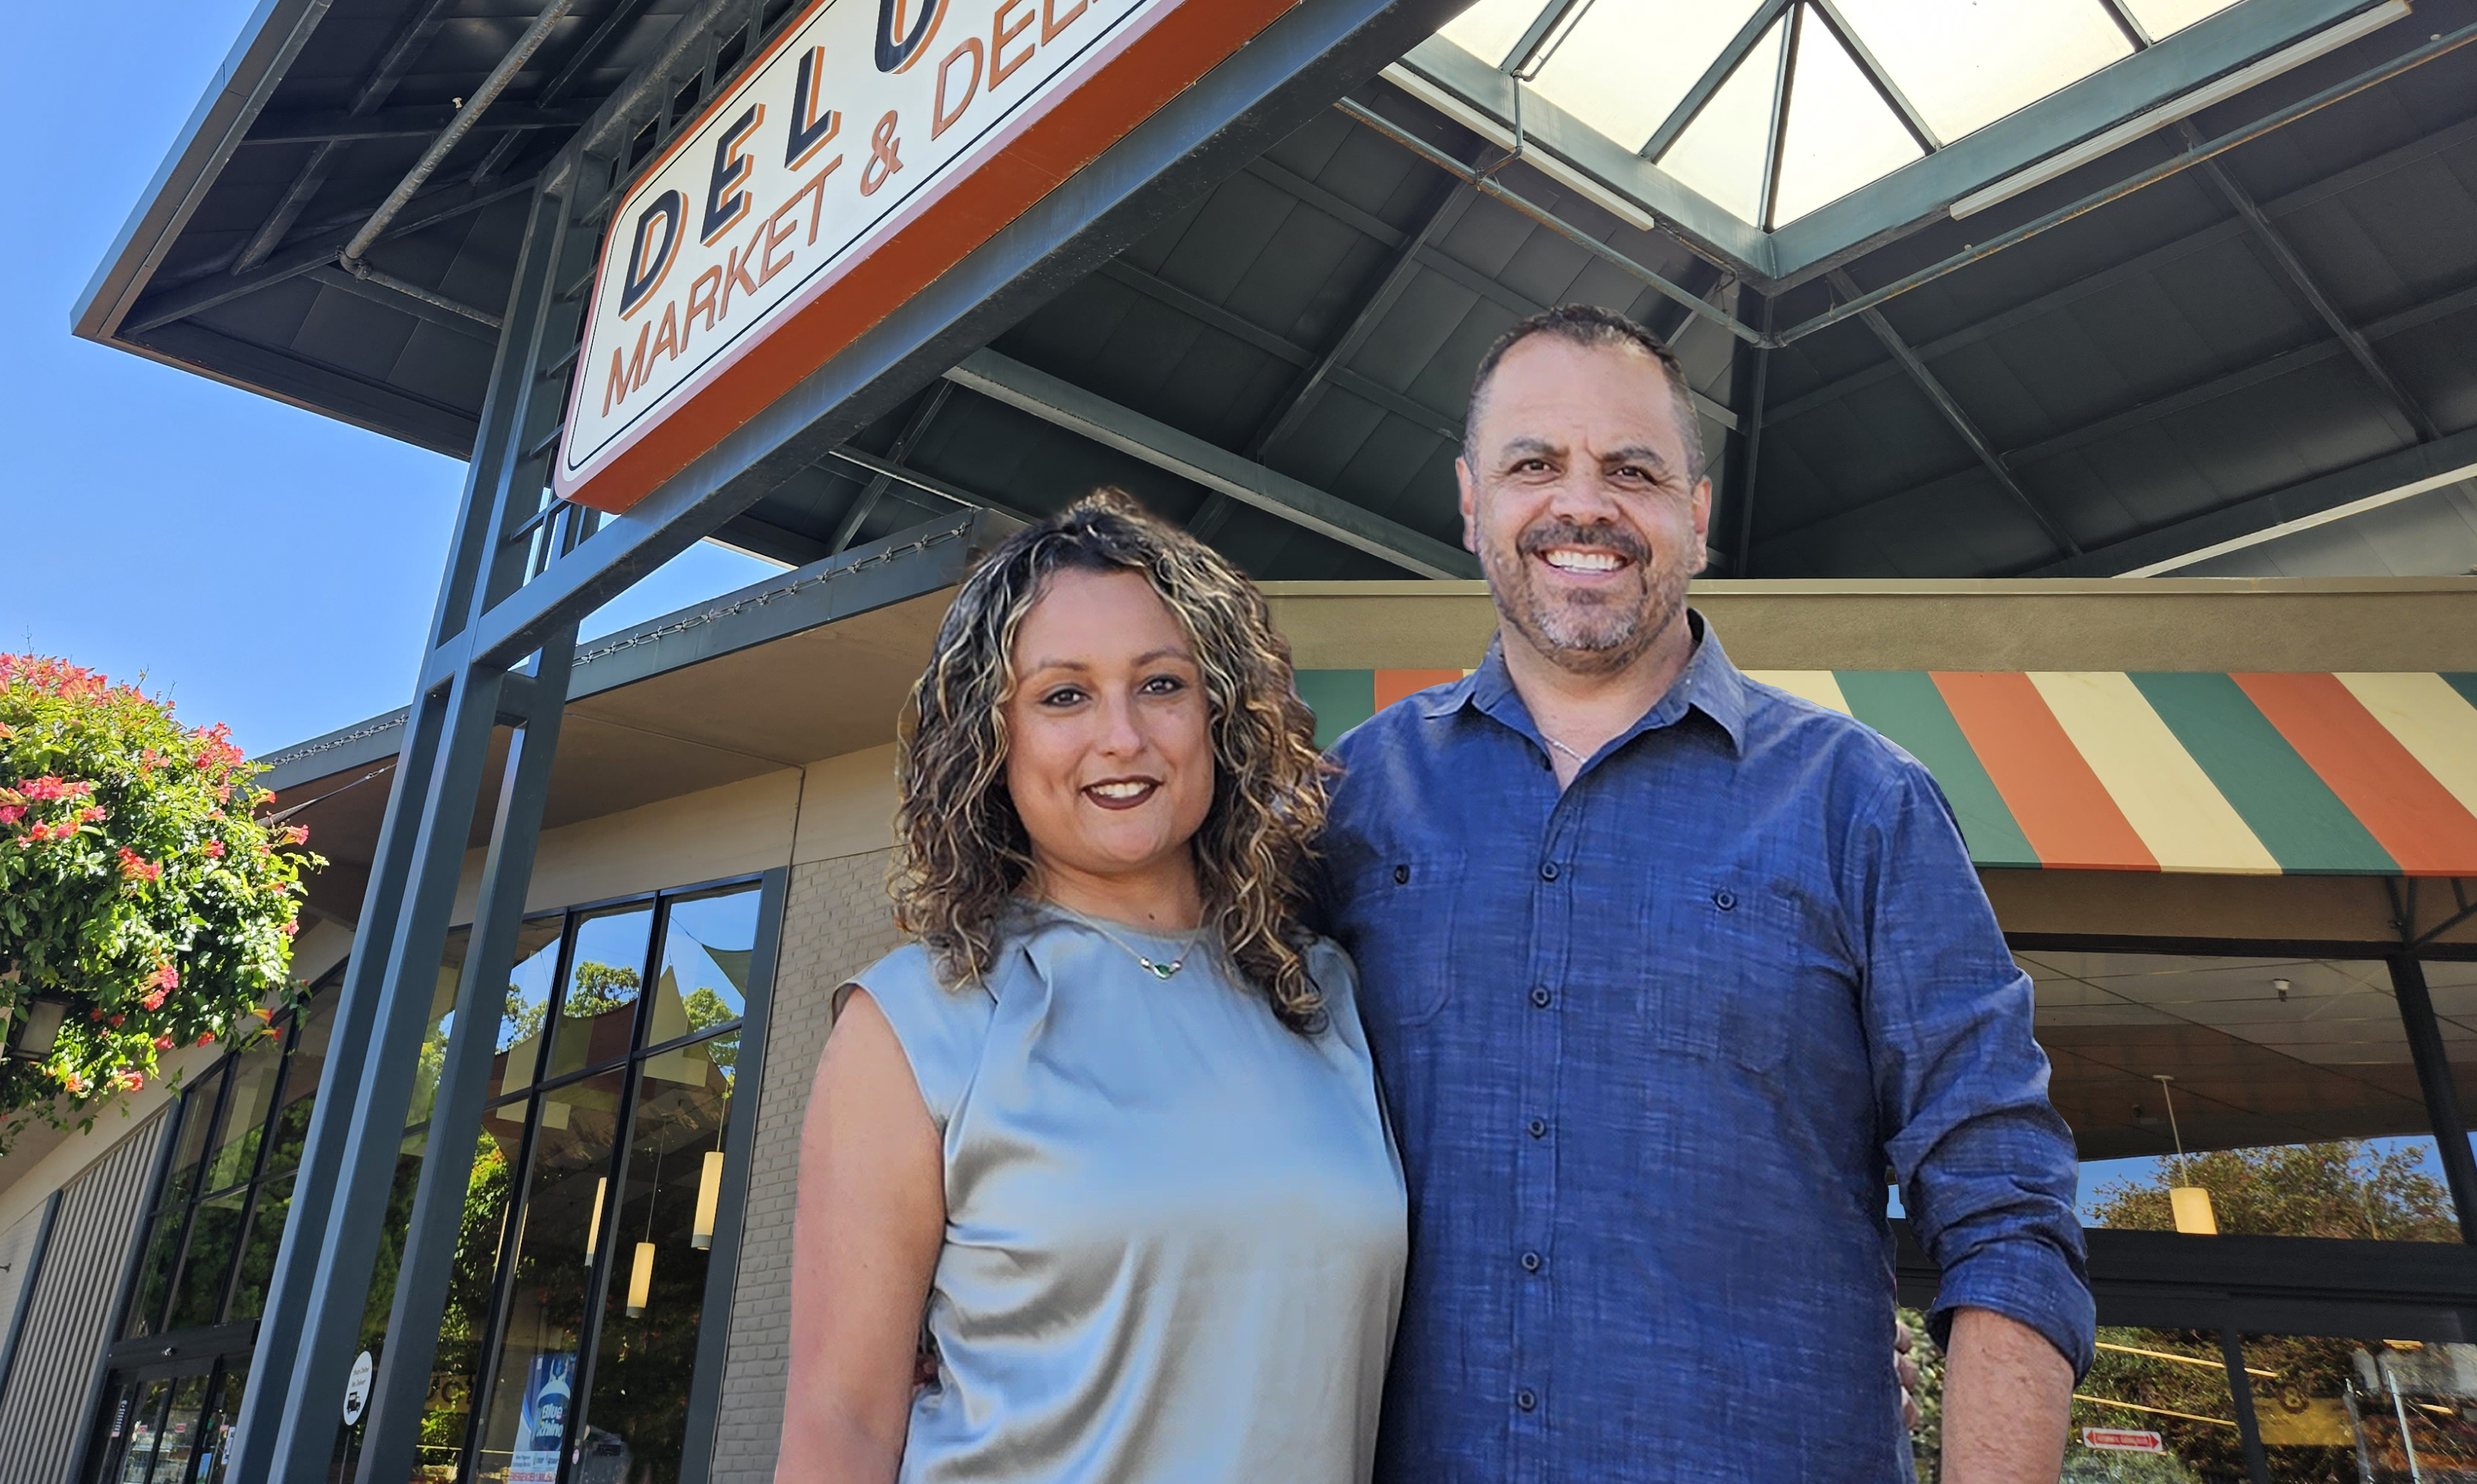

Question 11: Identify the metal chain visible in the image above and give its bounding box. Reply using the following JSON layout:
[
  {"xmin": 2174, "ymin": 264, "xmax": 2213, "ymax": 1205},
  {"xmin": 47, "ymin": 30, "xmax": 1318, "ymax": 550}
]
[{"xmin": 567, "ymin": 522, "xmax": 970, "ymax": 666}]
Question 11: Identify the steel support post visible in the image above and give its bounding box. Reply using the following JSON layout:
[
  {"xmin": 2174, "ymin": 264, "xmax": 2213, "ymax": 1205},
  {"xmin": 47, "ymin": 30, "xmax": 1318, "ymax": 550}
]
[
  {"xmin": 1724, "ymin": 293, "xmax": 1773, "ymax": 575},
  {"xmin": 354, "ymin": 631, "xmax": 576, "ymax": 1484},
  {"xmin": 2393, "ymin": 956, "xmax": 2477, "ymax": 1243},
  {"xmin": 229, "ymin": 176, "xmax": 573, "ymax": 1484},
  {"xmin": 2220, "ymin": 1326, "xmax": 2274, "ymax": 1484},
  {"xmin": 262, "ymin": 662, "xmax": 511, "ymax": 1482}
]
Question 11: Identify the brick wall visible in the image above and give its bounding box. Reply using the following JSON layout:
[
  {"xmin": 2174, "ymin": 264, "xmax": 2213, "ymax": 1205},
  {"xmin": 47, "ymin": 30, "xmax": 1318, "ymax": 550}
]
[{"xmin": 710, "ymin": 849, "xmax": 903, "ymax": 1484}]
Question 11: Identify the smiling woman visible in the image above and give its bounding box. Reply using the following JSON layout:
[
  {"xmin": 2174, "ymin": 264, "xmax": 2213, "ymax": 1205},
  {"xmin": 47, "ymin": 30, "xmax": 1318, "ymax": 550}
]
[{"xmin": 774, "ymin": 491, "xmax": 1407, "ymax": 1484}]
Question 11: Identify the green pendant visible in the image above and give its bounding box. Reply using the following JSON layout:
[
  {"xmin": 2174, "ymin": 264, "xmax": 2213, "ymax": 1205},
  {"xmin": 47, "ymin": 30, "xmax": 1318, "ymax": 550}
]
[{"xmin": 1141, "ymin": 958, "xmax": 1182, "ymax": 980}]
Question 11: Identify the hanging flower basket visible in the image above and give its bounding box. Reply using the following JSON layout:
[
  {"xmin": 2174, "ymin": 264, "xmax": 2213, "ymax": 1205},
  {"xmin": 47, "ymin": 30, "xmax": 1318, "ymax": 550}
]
[{"xmin": 0, "ymin": 655, "xmax": 322, "ymax": 1150}]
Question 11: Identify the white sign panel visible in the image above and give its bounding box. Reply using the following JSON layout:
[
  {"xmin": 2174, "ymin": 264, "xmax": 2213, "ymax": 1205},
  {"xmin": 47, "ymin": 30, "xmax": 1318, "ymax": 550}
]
[
  {"xmin": 342, "ymin": 1350, "xmax": 374, "ymax": 1425},
  {"xmin": 555, "ymin": 0, "xmax": 1250, "ymax": 512}
]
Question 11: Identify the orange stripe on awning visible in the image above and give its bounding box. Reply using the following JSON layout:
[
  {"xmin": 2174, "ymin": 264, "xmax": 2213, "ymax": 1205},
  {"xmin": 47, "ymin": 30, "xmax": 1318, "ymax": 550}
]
[
  {"xmin": 1932, "ymin": 671, "xmax": 2158, "ymax": 871},
  {"xmin": 2232, "ymin": 673, "xmax": 2477, "ymax": 876},
  {"xmin": 1372, "ymin": 670, "xmax": 1465, "ymax": 712}
]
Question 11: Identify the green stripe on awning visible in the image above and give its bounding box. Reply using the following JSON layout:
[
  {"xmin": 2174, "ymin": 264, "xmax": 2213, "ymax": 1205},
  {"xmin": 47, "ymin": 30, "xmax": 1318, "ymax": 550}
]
[
  {"xmin": 1296, "ymin": 670, "xmax": 1375, "ymax": 752},
  {"xmin": 2127, "ymin": 672, "xmax": 2397, "ymax": 874},
  {"xmin": 1835, "ymin": 671, "xmax": 2040, "ymax": 868},
  {"xmin": 2445, "ymin": 673, "xmax": 2477, "ymax": 713}
]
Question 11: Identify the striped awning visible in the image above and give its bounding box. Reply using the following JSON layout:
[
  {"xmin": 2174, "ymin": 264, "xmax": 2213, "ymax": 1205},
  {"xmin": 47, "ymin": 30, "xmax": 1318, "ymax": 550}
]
[{"xmin": 1297, "ymin": 670, "xmax": 2477, "ymax": 876}]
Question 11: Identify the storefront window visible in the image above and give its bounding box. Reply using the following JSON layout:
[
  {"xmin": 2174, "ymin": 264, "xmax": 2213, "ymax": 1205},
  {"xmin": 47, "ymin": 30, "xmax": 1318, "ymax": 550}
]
[
  {"xmin": 336, "ymin": 878, "xmax": 766, "ymax": 1484},
  {"xmin": 2236, "ymin": 1334, "xmax": 2477, "ymax": 1481},
  {"xmin": 2021, "ymin": 952, "xmax": 2461, "ymax": 1241},
  {"xmin": 2425, "ymin": 957, "xmax": 2477, "ymax": 1183},
  {"xmin": 2067, "ymin": 1328, "xmax": 2240, "ymax": 1480}
]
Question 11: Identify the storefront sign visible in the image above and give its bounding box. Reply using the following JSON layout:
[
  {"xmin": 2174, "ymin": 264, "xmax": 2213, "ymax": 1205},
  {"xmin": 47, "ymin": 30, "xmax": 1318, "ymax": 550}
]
[
  {"xmin": 555, "ymin": 0, "xmax": 1296, "ymax": 513},
  {"xmin": 2080, "ymin": 1426, "xmax": 2165, "ymax": 1453}
]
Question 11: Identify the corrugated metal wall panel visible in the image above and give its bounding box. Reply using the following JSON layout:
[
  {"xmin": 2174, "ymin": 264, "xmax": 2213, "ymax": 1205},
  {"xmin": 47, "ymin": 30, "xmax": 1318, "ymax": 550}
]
[{"xmin": 0, "ymin": 1116, "xmax": 167, "ymax": 1484}]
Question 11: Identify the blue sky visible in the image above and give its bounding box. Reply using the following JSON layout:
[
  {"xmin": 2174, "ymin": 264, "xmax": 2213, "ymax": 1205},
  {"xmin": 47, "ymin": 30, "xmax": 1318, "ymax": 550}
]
[{"xmin": 1, "ymin": 2, "xmax": 777, "ymax": 758}]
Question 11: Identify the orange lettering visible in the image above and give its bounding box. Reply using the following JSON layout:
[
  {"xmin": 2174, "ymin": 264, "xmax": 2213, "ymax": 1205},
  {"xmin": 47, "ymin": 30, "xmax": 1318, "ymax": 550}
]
[
  {"xmin": 992, "ymin": 0, "xmax": 1035, "ymax": 87},
  {"xmin": 649, "ymin": 300, "xmax": 681, "ymax": 365},
  {"xmin": 602, "ymin": 320, "xmax": 652, "ymax": 415},
  {"xmin": 759, "ymin": 199, "xmax": 800, "ymax": 287},
  {"xmin": 720, "ymin": 238, "xmax": 762, "ymax": 318},
  {"xmin": 1041, "ymin": 0, "xmax": 1085, "ymax": 45},
  {"xmin": 933, "ymin": 38, "xmax": 982, "ymax": 140},
  {"xmin": 683, "ymin": 266, "xmax": 724, "ymax": 345},
  {"xmin": 804, "ymin": 155, "xmax": 842, "ymax": 243}
]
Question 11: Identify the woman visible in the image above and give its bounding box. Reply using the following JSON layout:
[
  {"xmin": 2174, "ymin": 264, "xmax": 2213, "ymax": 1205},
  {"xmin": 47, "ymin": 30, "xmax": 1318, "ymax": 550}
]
[{"xmin": 776, "ymin": 492, "xmax": 1405, "ymax": 1484}]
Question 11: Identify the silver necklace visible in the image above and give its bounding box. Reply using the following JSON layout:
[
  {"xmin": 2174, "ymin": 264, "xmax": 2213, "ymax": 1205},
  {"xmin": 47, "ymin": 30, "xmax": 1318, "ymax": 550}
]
[
  {"xmin": 1539, "ymin": 729, "xmax": 1591, "ymax": 764},
  {"xmin": 1051, "ymin": 904, "xmax": 1202, "ymax": 980}
]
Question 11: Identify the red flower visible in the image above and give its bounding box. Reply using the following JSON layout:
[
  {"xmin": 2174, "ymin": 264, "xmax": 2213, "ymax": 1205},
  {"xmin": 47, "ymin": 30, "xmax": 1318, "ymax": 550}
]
[
  {"xmin": 117, "ymin": 848, "xmax": 162, "ymax": 882},
  {"xmin": 141, "ymin": 988, "xmax": 168, "ymax": 1012},
  {"xmin": 110, "ymin": 1014, "xmax": 125, "ymax": 1027},
  {"xmin": 78, "ymin": 805, "xmax": 106, "ymax": 823},
  {"xmin": 20, "ymin": 776, "xmax": 94, "ymax": 803},
  {"xmin": 279, "ymin": 824, "xmax": 309, "ymax": 847},
  {"xmin": 203, "ymin": 840, "xmax": 226, "ymax": 859},
  {"xmin": 60, "ymin": 1071, "xmax": 87, "ymax": 1095},
  {"xmin": 196, "ymin": 1033, "xmax": 215, "ymax": 1047},
  {"xmin": 151, "ymin": 963, "xmax": 179, "ymax": 992},
  {"xmin": 280, "ymin": 920, "xmax": 300, "ymax": 938},
  {"xmin": 0, "ymin": 805, "xmax": 22, "ymax": 825},
  {"xmin": 119, "ymin": 1070, "xmax": 145, "ymax": 1092},
  {"xmin": 154, "ymin": 1035, "xmax": 174, "ymax": 1051}
]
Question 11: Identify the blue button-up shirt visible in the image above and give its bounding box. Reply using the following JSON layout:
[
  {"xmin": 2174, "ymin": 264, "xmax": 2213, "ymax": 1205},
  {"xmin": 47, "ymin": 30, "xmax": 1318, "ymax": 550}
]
[{"xmin": 1323, "ymin": 616, "xmax": 2093, "ymax": 1483}]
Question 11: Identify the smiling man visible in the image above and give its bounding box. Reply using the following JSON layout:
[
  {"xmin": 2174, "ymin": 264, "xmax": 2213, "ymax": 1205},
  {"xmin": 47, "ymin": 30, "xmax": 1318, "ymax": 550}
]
[{"xmin": 1321, "ymin": 304, "xmax": 2094, "ymax": 1482}]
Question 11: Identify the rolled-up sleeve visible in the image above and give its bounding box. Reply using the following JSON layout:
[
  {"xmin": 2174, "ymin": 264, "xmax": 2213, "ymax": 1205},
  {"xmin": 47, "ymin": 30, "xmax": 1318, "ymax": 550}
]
[{"xmin": 1848, "ymin": 761, "xmax": 2097, "ymax": 1380}]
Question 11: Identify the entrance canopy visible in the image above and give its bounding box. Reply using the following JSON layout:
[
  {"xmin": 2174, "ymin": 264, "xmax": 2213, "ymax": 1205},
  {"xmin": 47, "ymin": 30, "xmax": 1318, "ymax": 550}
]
[{"xmin": 74, "ymin": 0, "xmax": 2477, "ymax": 582}]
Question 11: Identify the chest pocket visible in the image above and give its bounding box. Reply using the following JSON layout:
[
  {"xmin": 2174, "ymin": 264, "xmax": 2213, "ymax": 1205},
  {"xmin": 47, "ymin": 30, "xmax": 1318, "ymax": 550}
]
[
  {"xmin": 1336, "ymin": 850, "xmax": 1466, "ymax": 1030},
  {"xmin": 1636, "ymin": 873, "xmax": 1827, "ymax": 1073}
]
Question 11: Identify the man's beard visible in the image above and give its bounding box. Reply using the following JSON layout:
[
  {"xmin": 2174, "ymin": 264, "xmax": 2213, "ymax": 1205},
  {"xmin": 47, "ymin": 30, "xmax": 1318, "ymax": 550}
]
[{"xmin": 1481, "ymin": 517, "xmax": 1694, "ymax": 676}]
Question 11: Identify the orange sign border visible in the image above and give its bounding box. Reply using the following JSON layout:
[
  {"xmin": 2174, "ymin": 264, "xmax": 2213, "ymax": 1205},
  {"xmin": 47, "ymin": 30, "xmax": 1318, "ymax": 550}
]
[{"xmin": 555, "ymin": 0, "xmax": 1300, "ymax": 514}]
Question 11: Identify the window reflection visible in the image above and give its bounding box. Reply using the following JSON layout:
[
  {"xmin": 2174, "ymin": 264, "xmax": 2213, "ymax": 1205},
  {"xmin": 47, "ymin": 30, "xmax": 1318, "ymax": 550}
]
[
  {"xmin": 578, "ymin": 1040, "xmax": 740, "ymax": 1484},
  {"xmin": 492, "ymin": 918, "xmax": 565, "ymax": 1101},
  {"xmin": 644, "ymin": 890, "xmax": 759, "ymax": 1046},
  {"xmin": 471, "ymin": 1071, "xmax": 629, "ymax": 1484},
  {"xmin": 2025, "ymin": 952, "xmax": 2460, "ymax": 1240},
  {"xmin": 2066, "ymin": 1328, "xmax": 2239, "ymax": 1478},
  {"xmin": 544, "ymin": 906, "xmax": 656, "ymax": 1082},
  {"xmin": 2241, "ymin": 1335, "xmax": 2477, "ymax": 1480}
]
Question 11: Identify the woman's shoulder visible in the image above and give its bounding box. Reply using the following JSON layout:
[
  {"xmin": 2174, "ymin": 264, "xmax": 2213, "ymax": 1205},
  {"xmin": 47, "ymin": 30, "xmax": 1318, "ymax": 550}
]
[
  {"xmin": 1296, "ymin": 933, "xmax": 1365, "ymax": 1025},
  {"xmin": 839, "ymin": 941, "xmax": 999, "ymax": 1132}
]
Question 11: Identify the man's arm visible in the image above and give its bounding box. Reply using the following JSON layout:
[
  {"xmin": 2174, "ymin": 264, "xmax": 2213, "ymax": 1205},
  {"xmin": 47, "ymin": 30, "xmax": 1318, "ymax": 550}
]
[
  {"xmin": 1939, "ymin": 1307, "xmax": 2073, "ymax": 1484},
  {"xmin": 1843, "ymin": 759, "xmax": 2095, "ymax": 1449}
]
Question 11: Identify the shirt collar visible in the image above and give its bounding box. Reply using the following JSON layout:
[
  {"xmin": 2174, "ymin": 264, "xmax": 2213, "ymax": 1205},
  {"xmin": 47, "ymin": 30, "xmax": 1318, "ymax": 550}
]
[{"xmin": 1418, "ymin": 609, "xmax": 1752, "ymax": 758}]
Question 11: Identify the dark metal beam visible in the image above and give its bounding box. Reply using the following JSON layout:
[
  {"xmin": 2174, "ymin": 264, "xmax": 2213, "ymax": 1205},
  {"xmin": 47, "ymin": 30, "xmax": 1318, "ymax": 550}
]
[
  {"xmin": 947, "ymin": 349, "xmax": 1479, "ymax": 578},
  {"xmin": 830, "ymin": 381, "xmax": 954, "ymax": 552},
  {"xmin": 241, "ymin": 104, "xmax": 593, "ymax": 144},
  {"xmin": 1823, "ymin": 268, "xmax": 2080, "ymax": 557},
  {"xmin": 1727, "ymin": 294, "xmax": 1774, "ymax": 575},
  {"xmin": 2183, "ymin": 124, "xmax": 2440, "ymax": 442},
  {"xmin": 317, "ymin": 259, "xmax": 504, "ymax": 331},
  {"xmin": 2096, "ymin": 0, "xmax": 2154, "ymax": 49},
  {"xmin": 1643, "ymin": 0, "xmax": 1792, "ymax": 161},
  {"xmin": 2032, "ymin": 422, "xmax": 2477, "ymax": 578},
  {"xmin": 1809, "ymin": 0, "xmax": 1940, "ymax": 152},
  {"xmin": 2393, "ymin": 958, "xmax": 2477, "ymax": 1246},
  {"xmin": 1500, "ymin": 0, "xmax": 1588, "ymax": 75},
  {"xmin": 1250, "ymin": 181, "xmax": 1475, "ymax": 459},
  {"xmin": 123, "ymin": 173, "xmax": 535, "ymax": 336},
  {"xmin": 232, "ymin": 0, "xmax": 459, "ymax": 273},
  {"xmin": 1756, "ymin": 1, "xmax": 1803, "ymax": 231}
]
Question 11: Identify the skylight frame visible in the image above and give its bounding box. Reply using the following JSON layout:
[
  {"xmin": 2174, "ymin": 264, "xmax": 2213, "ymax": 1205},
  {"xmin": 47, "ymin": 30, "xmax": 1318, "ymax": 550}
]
[{"xmin": 1391, "ymin": 0, "xmax": 2400, "ymax": 282}]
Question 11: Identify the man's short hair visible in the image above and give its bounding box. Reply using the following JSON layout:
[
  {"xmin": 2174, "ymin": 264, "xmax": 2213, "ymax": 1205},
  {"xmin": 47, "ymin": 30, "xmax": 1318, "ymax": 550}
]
[{"xmin": 1463, "ymin": 303, "xmax": 1707, "ymax": 483}]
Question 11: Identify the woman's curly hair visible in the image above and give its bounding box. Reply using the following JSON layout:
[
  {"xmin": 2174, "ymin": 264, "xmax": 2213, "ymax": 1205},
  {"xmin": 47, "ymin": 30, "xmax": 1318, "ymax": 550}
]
[{"xmin": 890, "ymin": 490, "xmax": 1330, "ymax": 1030}]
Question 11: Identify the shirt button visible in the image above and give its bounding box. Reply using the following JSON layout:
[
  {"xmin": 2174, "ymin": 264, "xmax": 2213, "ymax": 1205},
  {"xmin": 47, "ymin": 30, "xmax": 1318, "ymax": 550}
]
[
  {"xmin": 1393, "ymin": 864, "xmax": 1410, "ymax": 885},
  {"xmin": 1516, "ymin": 1388, "xmax": 1538, "ymax": 1412},
  {"xmin": 1529, "ymin": 986, "xmax": 1552, "ymax": 1009},
  {"xmin": 1714, "ymin": 888, "xmax": 1737, "ymax": 911},
  {"xmin": 1520, "ymin": 1250, "xmax": 1542, "ymax": 1273},
  {"xmin": 1527, "ymin": 1117, "xmax": 1547, "ymax": 1138},
  {"xmin": 1539, "ymin": 861, "xmax": 1560, "ymax": 881}
]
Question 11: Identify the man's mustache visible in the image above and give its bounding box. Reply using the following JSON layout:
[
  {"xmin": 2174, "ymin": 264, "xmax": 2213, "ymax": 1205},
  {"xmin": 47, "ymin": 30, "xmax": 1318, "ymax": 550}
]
[{"xmin": 1514, "ymin": 520, "xmax": 1650, "ymax": 566}]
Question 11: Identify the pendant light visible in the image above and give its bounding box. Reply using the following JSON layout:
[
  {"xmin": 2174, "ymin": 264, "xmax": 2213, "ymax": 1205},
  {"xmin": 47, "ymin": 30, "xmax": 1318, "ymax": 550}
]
[
  {"xmin": 2154, "ymin": 1075, "xmax": 2218, "ymax": 1236},
  {"xmin": 584, "ymin": 1178, "xmax": 607, "ymax": 1265},
  {"xmin": 691, "ymin": 1151, "xmax": 725, "ymax": 1251},
  {"xmin": 629, "ymin": 1142, "xmax": 662, "ymax": 1317}
]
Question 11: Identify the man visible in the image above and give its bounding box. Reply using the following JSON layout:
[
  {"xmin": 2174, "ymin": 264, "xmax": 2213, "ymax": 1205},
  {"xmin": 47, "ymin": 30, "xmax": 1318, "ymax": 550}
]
[{"xmin": 1322, "ymin": 304, "xmax": 2093, "ymax": 1481}]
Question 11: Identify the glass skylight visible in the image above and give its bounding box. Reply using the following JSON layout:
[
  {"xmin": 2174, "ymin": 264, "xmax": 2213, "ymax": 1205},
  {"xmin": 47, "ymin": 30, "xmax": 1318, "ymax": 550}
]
[{"xmin": 1420, "ymin": 0, "xmax": 2259, "ymax": 229}]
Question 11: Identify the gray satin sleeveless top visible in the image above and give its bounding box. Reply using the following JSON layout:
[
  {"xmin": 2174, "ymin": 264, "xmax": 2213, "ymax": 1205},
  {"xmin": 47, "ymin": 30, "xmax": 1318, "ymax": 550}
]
[{"xmin": 841, "ymin": 912, "xmax": 1406, "ymax": 1484}]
